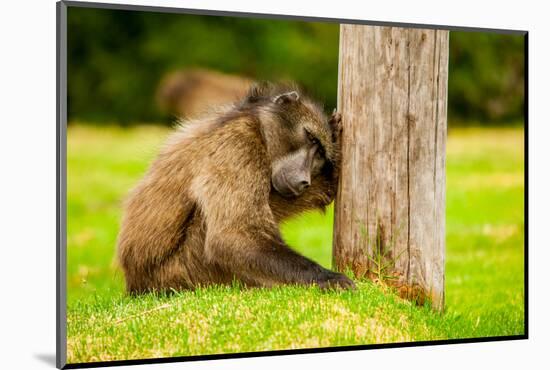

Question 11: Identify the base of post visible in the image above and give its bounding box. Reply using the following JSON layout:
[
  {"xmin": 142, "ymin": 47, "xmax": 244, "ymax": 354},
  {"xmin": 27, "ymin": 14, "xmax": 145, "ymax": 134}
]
[{"xmin": 343, "ymin": 267, "xmax": 444, "ymax": 311}]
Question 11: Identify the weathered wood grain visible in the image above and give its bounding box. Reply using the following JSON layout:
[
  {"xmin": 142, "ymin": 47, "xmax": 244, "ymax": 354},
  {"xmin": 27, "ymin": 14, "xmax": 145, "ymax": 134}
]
[{"xmin": 333, "ymin": 24, "xmax": 448, "ymax": 310}]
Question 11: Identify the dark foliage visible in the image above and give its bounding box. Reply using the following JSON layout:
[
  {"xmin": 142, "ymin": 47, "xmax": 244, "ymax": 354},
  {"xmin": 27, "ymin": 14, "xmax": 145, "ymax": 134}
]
[{"xmin": 67, "ymin": 7, "xmax": 524, "ymax": 125}]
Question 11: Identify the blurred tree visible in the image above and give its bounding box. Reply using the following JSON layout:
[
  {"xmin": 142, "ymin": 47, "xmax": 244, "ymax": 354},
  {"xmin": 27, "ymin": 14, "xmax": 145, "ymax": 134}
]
[
  {"xmin": 448, "ymin": 32, "xmax": 524, "ymax": 124},
  {"xmin": 67, "ymin": 7, "xmax": 524, "ymax": 125}
]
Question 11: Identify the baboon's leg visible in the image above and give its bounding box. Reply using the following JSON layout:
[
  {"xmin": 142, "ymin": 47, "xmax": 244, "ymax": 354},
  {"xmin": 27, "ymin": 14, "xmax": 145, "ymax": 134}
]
[{"xmin": 118, "ymin": 184, "xmax": 196, "ymax": 294}]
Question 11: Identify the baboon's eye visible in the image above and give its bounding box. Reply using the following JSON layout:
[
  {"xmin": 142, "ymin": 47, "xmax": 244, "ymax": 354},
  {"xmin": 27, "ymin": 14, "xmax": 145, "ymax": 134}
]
[{"xmin": 306, "ymin": 130, "xmax": 319, "ymax": 145}]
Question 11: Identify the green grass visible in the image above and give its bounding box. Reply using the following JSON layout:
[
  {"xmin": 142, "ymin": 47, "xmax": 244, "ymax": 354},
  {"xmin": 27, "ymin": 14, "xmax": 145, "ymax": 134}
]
[{"xmin": 66, "ymin": 124, "xmax": 525, "ymax": 363}]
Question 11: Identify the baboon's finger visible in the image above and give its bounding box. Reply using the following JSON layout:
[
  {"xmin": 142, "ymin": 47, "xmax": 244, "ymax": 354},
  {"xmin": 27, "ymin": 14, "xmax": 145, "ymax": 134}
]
[{"xmin": 316, "ymin": 272, "xmax": 356, "ymax": 291}]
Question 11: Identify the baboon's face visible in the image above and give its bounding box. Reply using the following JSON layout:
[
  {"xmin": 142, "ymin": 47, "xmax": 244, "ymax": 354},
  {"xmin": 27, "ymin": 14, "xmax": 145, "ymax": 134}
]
[
  {"xmin": 269, "ymin": 92, "xmax": 333, "ymax": 198},
  {"xmin": 271, "ymin": 135, "xmax": 327, "ymax": 198}
]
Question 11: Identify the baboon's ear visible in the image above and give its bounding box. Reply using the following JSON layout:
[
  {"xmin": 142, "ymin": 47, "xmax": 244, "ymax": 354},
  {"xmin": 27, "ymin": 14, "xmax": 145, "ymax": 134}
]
[{"xmin": 273, "ymin": 91, "xmax": 300, "ymax": 105}]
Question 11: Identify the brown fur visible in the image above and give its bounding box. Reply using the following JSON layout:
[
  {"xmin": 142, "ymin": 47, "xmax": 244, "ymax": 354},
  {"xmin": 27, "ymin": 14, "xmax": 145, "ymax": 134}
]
[
  {"xmin": 156, "ymin": 69, "xmax": 252, "ymax": 119},
  {"xmin": 117, "ymin": 82, "xmax": 355, "ymax": 294}
]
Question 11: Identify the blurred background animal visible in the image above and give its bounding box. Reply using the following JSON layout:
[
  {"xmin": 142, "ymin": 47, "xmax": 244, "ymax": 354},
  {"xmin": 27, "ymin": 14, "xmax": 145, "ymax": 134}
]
[{"xmin": 156, "ymin": 69, "xmax": 252, "ymax": 119}]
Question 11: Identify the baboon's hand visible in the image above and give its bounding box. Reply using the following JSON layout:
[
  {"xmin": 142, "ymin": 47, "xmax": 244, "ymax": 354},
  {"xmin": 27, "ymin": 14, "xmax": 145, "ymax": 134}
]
[
  {"xmin": 329, "ymin": 109, "xmax": 343, "ymax": 144},
  {"xmin": 316, "ymin": 270, "xmax": 356, "ymax": 291},
  {"xmin": 328, "ymin": 110, "xmax": 343, "ymax": 184}
]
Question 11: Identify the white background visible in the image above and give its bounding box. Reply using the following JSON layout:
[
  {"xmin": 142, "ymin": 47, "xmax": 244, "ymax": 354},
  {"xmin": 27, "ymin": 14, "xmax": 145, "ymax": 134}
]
[{"xmin": 0, "ymin": 0, "xmax": 547, "ymax": 369}]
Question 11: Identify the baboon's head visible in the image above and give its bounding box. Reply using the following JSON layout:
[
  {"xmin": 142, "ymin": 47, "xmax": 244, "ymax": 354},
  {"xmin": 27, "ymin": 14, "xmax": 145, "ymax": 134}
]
[{"xmin": 243, "ymin": 83, "xmax": 339, "ymax": 198}]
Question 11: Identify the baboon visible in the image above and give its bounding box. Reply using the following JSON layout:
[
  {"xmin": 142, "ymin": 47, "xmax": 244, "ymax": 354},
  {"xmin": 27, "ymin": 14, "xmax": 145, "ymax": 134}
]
[
  {"xmin": 156, "ymin": 69, "xmax": 252, "ymax": 119},
  {"xmin": 117, "ymin": 82, "xmax": 356, "ymax": 294}
]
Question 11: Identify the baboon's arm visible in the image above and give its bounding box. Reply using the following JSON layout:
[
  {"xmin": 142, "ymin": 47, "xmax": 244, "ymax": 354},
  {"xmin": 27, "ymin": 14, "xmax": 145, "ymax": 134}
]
[
  {"xmin": 192, "ymin": 150, "xmax": 351, "ymax": 289},
  {"xmin": 269, "ymin": 166, "xmax": 338, "ymax": 221}
]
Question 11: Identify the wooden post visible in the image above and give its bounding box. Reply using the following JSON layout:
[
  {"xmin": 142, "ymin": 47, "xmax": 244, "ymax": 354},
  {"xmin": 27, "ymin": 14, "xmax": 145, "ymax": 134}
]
[{"xmin": 333, "ymin": 25, "xmax": 448, "ymax": 311}]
